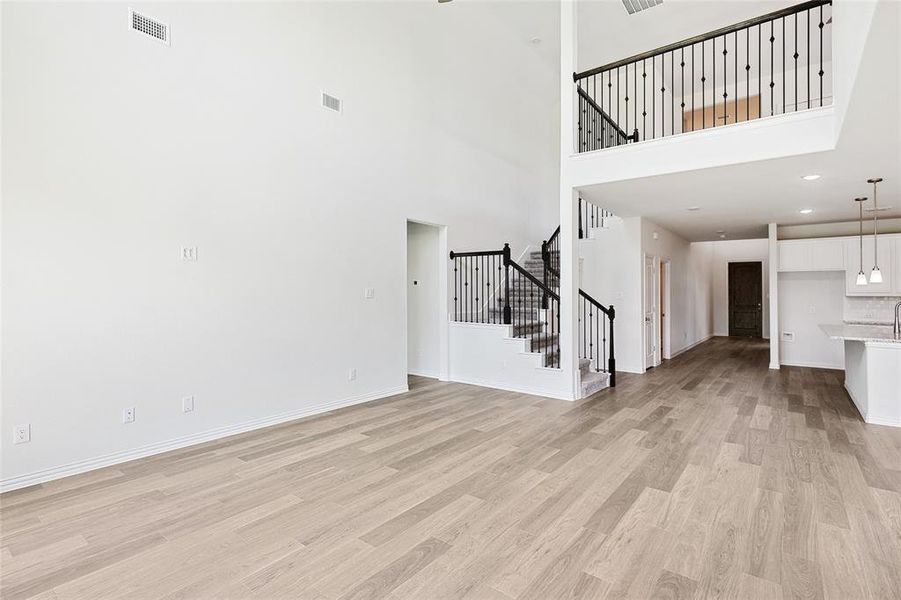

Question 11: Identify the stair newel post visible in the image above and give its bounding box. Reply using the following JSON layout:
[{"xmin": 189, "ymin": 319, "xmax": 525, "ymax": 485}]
[
  {"xmin": 540, "ymin": 239, "xmax": 549, "ymax": 310},
  {"xmin": 502, "ymin": 243, "xmax": 512, "ymax": 325},
  {"xmin": 607, "ymin": 305, "xmax": 616, "ymax": 387},
  {"xmin": 578, "ymin": 197, "xmax": 584, "ymax": 240}
]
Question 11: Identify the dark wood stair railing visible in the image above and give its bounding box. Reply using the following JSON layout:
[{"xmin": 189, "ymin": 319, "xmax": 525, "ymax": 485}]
[
  {"xmin": 449, "ymin": 243, "xmax": 560, "ymax": 368},
  {"xmin": 573, "ymin": 0, "xmax": 833, "ymax": 152},
  {"xmin": 540, "ymin": 214, "xmax": 617, "ymax": 387},
  {"xmin": 579, "ymin": 290, "xmax": 616, "ymax": 387}
]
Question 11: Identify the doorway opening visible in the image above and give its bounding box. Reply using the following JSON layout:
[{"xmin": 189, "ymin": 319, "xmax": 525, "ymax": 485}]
[
  {"xmin": 406, "ymin": 221, "xmax": 442, "ymax": 378},
  {"xmin": 728, "ymin": 261, "xmax": 763, "ymax": 337}
]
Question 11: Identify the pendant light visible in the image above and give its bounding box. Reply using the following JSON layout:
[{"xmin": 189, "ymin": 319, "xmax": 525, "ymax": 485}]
[
  {"xmin": 868, "ymin": 177, "xmax": 884, "ymax": 284},
  {"xmin": 854, "ymin": 197, "xmax": 868, "ymax": 285}
]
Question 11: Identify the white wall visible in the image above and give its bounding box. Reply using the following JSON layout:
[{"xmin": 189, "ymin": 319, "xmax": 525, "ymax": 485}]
[
  {"xmin": 448, "ymin": 322, "xmax": 570, "ymax": 401},
  {"xmin": 1, "ymin": 2, "xmax": 560, "ymax": 488},
  {"xmin": 579, "ymin": 216, "xmax": 716, "ymax": 373},
  {"xmin": 694, "ymin": 238, "xmax": 771, "ymax": 338},
  {"xmin": 579, "ymin": 216, "xmax": 644, "ymax": 373},
  {"xmin": 778, "ymin": 271, "xmax": 845, "ymax": 369},
  {"xmin": 406, "ymin": 222, "xmax": 440, "ymax": 378},
  {"xmin": 641, "ymin": 219, "xmax": 713, "ymax": 357}
]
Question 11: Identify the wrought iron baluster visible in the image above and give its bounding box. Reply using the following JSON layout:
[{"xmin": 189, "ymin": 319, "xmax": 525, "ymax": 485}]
[{"xmin": 819, "ymin": 5, "xmax": 824, "ymax": 106}]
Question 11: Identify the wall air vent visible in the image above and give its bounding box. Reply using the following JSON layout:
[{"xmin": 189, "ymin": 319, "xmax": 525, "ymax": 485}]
[
  {"xmin": 129, "ymin": 9, "xmax": 169, "ymax": 45},
  {"xmin": 321, "ymin": 92, "xmax": 342, "ymax": 113},
  {"xmin": 622, "ymin": 0, "xmax": 663, "ymax": 15}
]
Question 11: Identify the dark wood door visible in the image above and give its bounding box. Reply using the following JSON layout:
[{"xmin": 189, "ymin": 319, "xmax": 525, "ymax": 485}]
[{"xmin": 728, "ymin": 262, "xmax": 762, "ymax": 337}]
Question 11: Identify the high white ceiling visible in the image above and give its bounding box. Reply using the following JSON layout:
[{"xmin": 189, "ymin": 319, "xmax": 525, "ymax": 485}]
[{"xmin": 579, "ymin": 0, "xmax": 899, "ymax": 242}]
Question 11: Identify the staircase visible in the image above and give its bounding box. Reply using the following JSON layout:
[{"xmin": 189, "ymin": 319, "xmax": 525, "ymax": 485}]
[{"xmin": 448, "ymin": 201, "xmax": 615, "ymax": 399}]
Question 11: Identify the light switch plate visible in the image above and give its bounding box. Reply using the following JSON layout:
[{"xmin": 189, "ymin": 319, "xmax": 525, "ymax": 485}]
[
  {"xmin": 14, "ymin": 424, "xmax": 31, "ymax": 444},
  {"xmin": 364, "ymin": 288, "xmax": 375, "ymax": 300},
  {"xmin": 181, "ymin": 246, "xmax": 198, "ymax": 262},
  {"xmin": 182, "ymin": 396, "xmax": 195, "ymax": 413},
  {"xmin": 782, "ymin": 332, "xmax": 795, "ymax": 342}
]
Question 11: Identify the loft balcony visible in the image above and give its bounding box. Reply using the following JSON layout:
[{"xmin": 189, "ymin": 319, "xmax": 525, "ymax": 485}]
[{"xmin": 574, "ymin": 0, "xmax": 833, "ymax": 154}]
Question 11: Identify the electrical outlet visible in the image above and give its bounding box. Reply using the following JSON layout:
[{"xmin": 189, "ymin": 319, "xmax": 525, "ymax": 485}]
[
  {"xmin": 122, "ymin": 407, "xmax": 135, "ymax": 424},
  {"xmin": 348, "ymin": 368, "xmax": 356, "ymax": 381},
  {"xmin": 180, "ymin": 246, "xmax": 198, "ymax": 262},
  {"xmin": 182, "ymin": 396, "xmax": 195, "ymax": 413},
  {"xmin": 364, "ymin": 288, "xmax": 375, "ymax": 300},
  {"xmin": 808, "ymin": 304, "xmax": 817, "ymax": 315},
  {"xmin": 14, "ymin": 424, "xmax": 31, "ymax": 444}
]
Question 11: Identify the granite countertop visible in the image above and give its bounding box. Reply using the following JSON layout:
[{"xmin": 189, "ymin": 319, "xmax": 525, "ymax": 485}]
[{"xmin": 820, "ymin": 323, "xmax": 901, "ymax": 344}]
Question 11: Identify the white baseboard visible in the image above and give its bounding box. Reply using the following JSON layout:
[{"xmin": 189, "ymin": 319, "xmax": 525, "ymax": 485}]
[
  {"xmin": 669, "ymin": 335, "xmax": 713, "ymax": 359},
  {"xmin": 864, "ymin": 414, "xmax": 901, "ymax": 427},
  {"xmin": 407, "ymin": 369, "xmax": 439, "ymax": 379},
  {"xmin": 0, "ymin": 385, "xmax": 408, "ymax": 494},
  {"xmin": 780, "ymin": 360, "xmax": 844, "ymax": 370},
  {"xmin": 449, "ymin": 375, "xmax": 575, "ymax": 402}
]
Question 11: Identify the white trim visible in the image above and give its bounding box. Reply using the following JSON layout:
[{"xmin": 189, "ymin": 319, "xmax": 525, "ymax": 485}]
[
  {"xmin": 449, "ymin": 376, "xmax": 575, "ymax": 402},
  {"xmin": 568, "ymin": 105, "xmax": 835, "ymax": 162},
  {"xmin": 669, "ymin": 334, "xmax": 713, "ymax": 358},
  {"xmin": 0, "ymin": 385, "xmax": 408, "ymax": 493},
  {"xmin": 407, "ymin": 370, "xmax": 439, "ymax": 378},
  {"xmin": 660, "ymin": 259, "xmax": 671, "ymax": 360},
  {"xmin": 863, "ymin": 415, "xmax": 901, "ymax": 428},
  {"xmin": 780, "ymin": 360, "xmax": 844, "ymax": 370}
]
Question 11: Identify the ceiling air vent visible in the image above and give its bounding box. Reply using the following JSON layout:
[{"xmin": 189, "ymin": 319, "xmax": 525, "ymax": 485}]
[
  {"xmin": 129, "ymin": 9, "xmax": 169, "ymax": 45},
  {"xmin": 622, "ymin": 0, "xmax": 663, "ymax": 15},
  {"xmin": 321, "ymin": 92, "xmax": 342, "ymax": 113}
]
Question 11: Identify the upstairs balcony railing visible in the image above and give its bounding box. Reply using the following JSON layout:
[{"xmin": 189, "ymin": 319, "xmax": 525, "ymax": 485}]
[{"xmin": 574, "ymin": 0, "xmax": 833, "ymax": 152}]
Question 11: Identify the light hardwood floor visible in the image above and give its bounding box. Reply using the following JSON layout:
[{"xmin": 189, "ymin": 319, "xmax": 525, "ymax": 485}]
[{"xmin": 2, "ymin": 337, "xmax": 900, "ymax": 600}]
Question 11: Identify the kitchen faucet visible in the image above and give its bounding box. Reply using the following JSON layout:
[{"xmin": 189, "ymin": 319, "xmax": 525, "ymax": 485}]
[{"xmin": 895, "ymin": 300, "xmax": 901, "ymax": 337}]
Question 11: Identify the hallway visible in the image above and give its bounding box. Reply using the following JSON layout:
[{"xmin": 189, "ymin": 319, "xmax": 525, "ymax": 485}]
[{"xmin": 2, "ymin": 338, "xmax": 899, "ymax": 599}]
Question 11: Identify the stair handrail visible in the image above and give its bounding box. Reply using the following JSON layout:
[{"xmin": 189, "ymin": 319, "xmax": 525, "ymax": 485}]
[
  {"xmin": 541, "ymin": 226, "xmax": 561, "ymax": 286},
  {"xmin": 449, "ymin": 243, "xmax": 561, "ymax": 368},
  {"xmin": 509, "ymin": 260, "xmax": 559, "ymax": 304},
  {"xmin": 573, "ymin": 0, "xmax": 833, "ymax": 81},
  {"xmin": 579, "ymin": 289, "xmax": 616, "ymax": 387},
  {"xmin": 538, "ymin": 221, "xmax": 617, "ymax": 387},
  {"xmin": 576, "ymin": 86, "xmax": 636, "ymax": 143},
  {"xmin": 449, "ymin": 245, "xmax": 510, "ymax": 324}
]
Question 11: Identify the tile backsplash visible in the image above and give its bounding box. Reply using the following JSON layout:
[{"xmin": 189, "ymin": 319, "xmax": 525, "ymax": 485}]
[{"xmin": 844, "ymin": 295, "xmax": 901, "ymax": 324}]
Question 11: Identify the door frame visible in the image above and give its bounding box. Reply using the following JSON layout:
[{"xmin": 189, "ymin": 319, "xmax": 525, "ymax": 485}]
[
  {"xmin": 660, "ymin": 259, "xmax": 671, "ymax": 360},
  {"xmin": 642, "ymin": 253, "xmax": 662, "ymax": 371},
  {"xmin": 727, "ymin": 260, "xmax": 763, "ymax": 338},
  {"xmin": 404, "ymin": 219, "xmax": 449, "ymax": 381}
]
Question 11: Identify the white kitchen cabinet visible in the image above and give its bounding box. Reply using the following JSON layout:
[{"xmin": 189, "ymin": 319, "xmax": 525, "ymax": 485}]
[
  {"xmin": 845, "ymin": 235, "xmax": 894, "ymax": 295},
  {"xmin": 778, "ymin": 241, "xmax": 810, "ymax": 271},
  {"xmin": 810, "ymin": 239, "xmax": 845, "ymax": 271},
  {"xmin": 778, "ymin": 238, "xmax": 845, "ymax": 272},
  {"xmin": 894, "ymin": 238, "xmax": 901, "ymax": 295}
]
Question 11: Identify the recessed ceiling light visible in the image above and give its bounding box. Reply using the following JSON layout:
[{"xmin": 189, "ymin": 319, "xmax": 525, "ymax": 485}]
[
  {"xmin": 802, "ymin": 174, "xmax": 821, "ymax": 181},
  {"xmin": 799, "ymin": 208, "xmax": 813, "ymax": 214},
  {"xmin": 719, "ymin": 234, "xmax": 726, "ymax": 239},
  {"xmin": 715, "ymin": 230, "xmax": 725, "ymax": 233},
  {"xmin": 687, "ymin": 206, "xmax": 701, "ymax": 211}
]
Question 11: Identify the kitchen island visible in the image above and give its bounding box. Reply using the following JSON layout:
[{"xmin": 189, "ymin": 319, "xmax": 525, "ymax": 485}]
[{"xmin": 821, "ymin": 323, "xmax": 901, "ymax": 427}]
